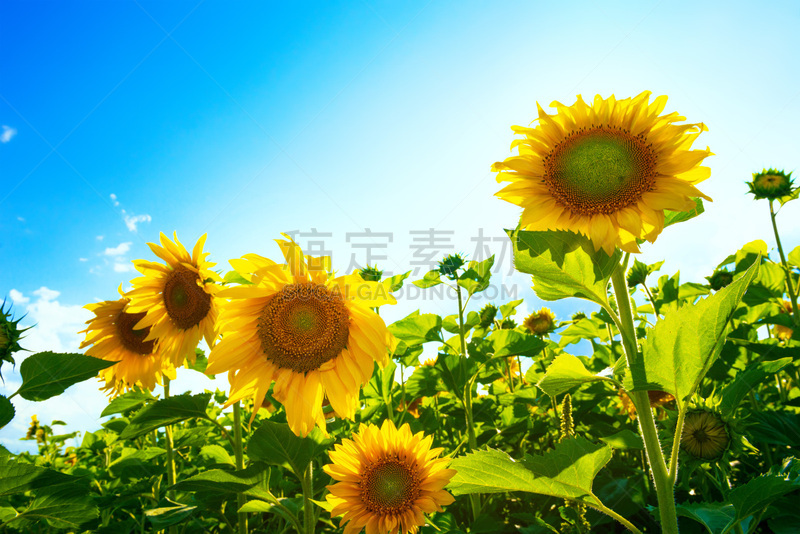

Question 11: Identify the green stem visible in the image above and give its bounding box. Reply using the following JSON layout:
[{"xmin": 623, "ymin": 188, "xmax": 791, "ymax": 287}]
[
  {"xmin": 589, "ymin": 499, "xmax": 644, "ymax": 534},
  {"xmin": 164, "ymin": 378, "xmax": 178, "ymax": 534},
  {"xmin": 668, "ymin": 406, "xmax": 687, "ymax": 485},
  {"xmin": 611, "ymin": 266, "xmax": 678, "ymax": 534},
  {"xmin": 233, "ymin": 402, "xmax": 248, "ymax": 534},
  {"xmin": 455, "ymin": 281, "xmax": 481, "ymax": 522},
  {"xmin": 770, "ymin": 200, "xmax": 800, "ymax": 328},
  {"xmin": 642, "ymin": 284, "xmax": 661, "ymax": 319},
  {"xmin": 302, "ymin": 460, "xmax": 315, "ymax": 534}
]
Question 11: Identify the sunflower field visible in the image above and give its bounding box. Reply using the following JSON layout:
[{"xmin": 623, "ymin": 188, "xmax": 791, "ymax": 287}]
[{"xmin": 2, "ymin": 92, "xmax": 800, "ymax": 534}]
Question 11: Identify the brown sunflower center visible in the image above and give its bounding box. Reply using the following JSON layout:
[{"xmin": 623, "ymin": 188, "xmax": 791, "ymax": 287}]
[
  {"xmin": 361, "ymin": 458, "xmax": 420, "ymax": 513},
  {"xmin": 163, "ymin": 266, "xmax": 212, "ymax": 330},
  {"xmin": 115, "ymin": 310, "xmax": 155, "ymax": 355},
  {"xmin": 257, "ymin": 283, "xmax": 350, "ymax": 373},
  {"xmin": 544, "ymin": 126, "xmax": 657, "ymax": 215}
]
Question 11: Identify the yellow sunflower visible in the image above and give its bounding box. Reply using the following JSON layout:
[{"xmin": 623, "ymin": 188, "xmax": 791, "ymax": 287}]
[
  {"xmin": 493, "ymin": 92, "xmax": 713, "ymax": 254},
  {"xmin": 125, "ymin": 233, "xmax": 220, "ymax": 367},
  {"xmin": 79, "ymin": 296, "xmax": 175, "ymax": 395},
  {"xmin": 523, "ymin": 307, "xmax": 556, "ymax": 335},
  {"xmin": 205, "ymin": 234, "xmax": 396, "ymax": 436},
  {"xmin": 323, "ymin": 420, "xmax": 456, "ymax": 534}
]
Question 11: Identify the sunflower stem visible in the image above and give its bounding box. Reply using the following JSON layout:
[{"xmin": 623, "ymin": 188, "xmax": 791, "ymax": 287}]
[
  {"xmin": 611, "ymin": 265, "xmax": 678, "ymax": 534},
  {"xmin": 455, "ymin": 281, "xmax": 481, "ymax": 522},
  {"xmin": 588, "ymin": 498, "xmax": 643, "ymax": 534},
  {"xmin": 667, "ymin": 405, "xmax": 687, "ymax": 485},
  {"xmin": 163, "ymin": 378, "xmax": 178, "ymax": 534},
  {"xmin": 232, "ymin": 402, "xmax": 248, "ymax": 534},
  {"xmin": 302, "ymin": 460, "xmax": 315, "ymax": 534},
  {"xmin": 769, "ymin": 200, "xmax": 800, "ymax": 328}
]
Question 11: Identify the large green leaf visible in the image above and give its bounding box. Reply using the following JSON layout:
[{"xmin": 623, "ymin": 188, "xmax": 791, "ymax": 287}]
[
  {"xmin": 676, "ymin": 502, "xmax": 736, "ymax": 534},
  {"xmin": 448, "ymin": 437, "xmax": 612, "ymax": 505},
  {"xmin": 458, "ymin": 256, "xmax": 494, "ymax": 295},
  {"xmin": 388, "ymin": 312, "xmax": 443, "ymax": 345},
  {"xmin": 119, "ymin": 393, "xmax": 212, "ymax": 440},
  {"xmin": 248, "ymin": 421, "xmax": 334, "ymax": 478},
  {"xmin": 664, "ymin": 197, "xmax": 705, "ymax": 228},
  {"xmin": 108, "ymin": 447, "xmax": 166, "ymax": 479},
  {"xmin": 509, "ymin": 229, "xmax": 622, "ymax": 305},
  {"xmin": 628, "ymin": 259, "xmax": 759, "ymax": 402},
  {"xmin": 0, "ymin": 456, "xmax": 79, "ymax": 497},
  {"xmin": 719, "ymin": 358, "xmax": 792, "ymax": 418},
  {"xmin": 145, "ymin": 504, "xmax": 197, "ymax": 529},
  {"xmin": 383, "ymin": 271, "xmax": 412, "ymax": 292},
  {"xmin": 537, "ymin": 354, "xmax": 612, "ymax": 397},
  {"xmin": 0, "ymin": 394, "xmax": 14, "ymax": 429},
  {"xmin": 16, "ymin": 352, "xmax": 117, "ymax": 401},
  {"xmin": 728, "ymin": 457, "xmax": 800, "ymax": 527},
  {"xmin": 171, "ymin": 464, "xmax": 272, "ymax": 501},
  {"xmin": 100, "ymin": 389, "xmax": 155, "ymax": 417},
  {"xmin": 413, "ymin": 270, "xmax": 443, "ymax": 288},
  {"xmin": 489, "ymin": 330, "xmax": 547, "ymax": 358}
]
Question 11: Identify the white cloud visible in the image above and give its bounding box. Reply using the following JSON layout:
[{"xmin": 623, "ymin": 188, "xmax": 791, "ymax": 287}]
[
  {"xmin": 1, "ymin": 125, "xmax": 17, "ymax": 143},
  {"xmin": 9, "ymin": 289, "xmax": 29, "ymax": 305},
  {"xmin": 103, "ymin": 242, "xmax": 132, "ymax": 256},
  {"xmin": 110, "ymin": 193, "xmax": 119, "ymax": 207},
  {"xmin": 33, "ymin": 287, "xmax": 61, "ymax": 302},
  {"xmin": 124, "ymin": 213, "xmax": 152, "ymax": 232},
  {"xmin": 17, "ymin": 216, "xmax": 25, "ymax": 222},
  {"xmin": 78, "ymin": 258, "xmax": 88, "ymax": 262},
  {"xmin": 96, "ymin": 235, "xmax": 104, "ymax": 241},
  {"xmin": 113, "ymin": 262, "xmax": 133, "ymax": 273}
]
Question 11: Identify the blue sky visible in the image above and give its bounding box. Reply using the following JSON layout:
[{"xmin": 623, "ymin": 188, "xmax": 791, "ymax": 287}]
[{"xmin": 2, "ymin": 0, "xmax": 800, "ymax": 452}]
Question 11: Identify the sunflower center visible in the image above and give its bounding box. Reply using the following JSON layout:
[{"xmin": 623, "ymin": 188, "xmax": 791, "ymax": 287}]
[
  {"xmin": 115, "ymin": 310, "xmax": 155, "ymax": 355},
  {"xmin": 361, "ymin": 459, "xmax": 420, "ymax": 513},
  {"xmin": 163, "ymin": 266, "xmax": 212, "ymax": 330},
  {"xmin": 692, "ymin": 429, "xmax": 708, "ymax": 443},
  {"xmin": 544, "ymin": 126, "xmax": 657, "ymax": 215},
  {"xmin": 257, "ymin": 283, "xmax": 350, "ymax": 373}
]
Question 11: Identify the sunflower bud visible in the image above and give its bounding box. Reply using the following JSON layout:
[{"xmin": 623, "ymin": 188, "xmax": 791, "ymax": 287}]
[
  {"xmin": 681, "ymin": 410, "xmax": 730, "ymax": 460},
  {"xmin": 358, "ymin": 265, "xmax": 383, "ymax": 282},
  {"xmin": 571, "ymin": 311, "xmax": 586, "ymax": 321},
  {"xmin": 1, "ymin": 300, "xmax": 27, "ymax": 381},
  {"xmin": 479, "ymin": 304, "xmax": 498, "ymax": 327},
  {"xmin": 706, "ymin": 269, "xmax": 734, "ymax": 290},
  {"xmin": 438, "ymin": 253, "xmax": 465, "ymax": 280},
  {"xmin": 499, "ymin": 318, "xmax": 517, "ymax": 330},
  {"xmin": 747, "ymin": 168, "xmax": 795, "ymax": 201},
  {"xmin": 523, "ymin": 308, "xmax": 556, "ymax": 336}
]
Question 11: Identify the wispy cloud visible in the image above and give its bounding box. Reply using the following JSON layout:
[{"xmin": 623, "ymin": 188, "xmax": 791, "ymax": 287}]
[
  {"xmin": 110, "ymin": 193, "xmax": 119, "ymax": 207},
  {"xmin": 1, "ymin": 125, "xmax": 17, "ymax": 143},
  {"xmin": 123, "ymin": 212, "xmax": 152, "ymax": 232},
  {"xmin": 6, "ymin": 287, "xmax": 90, "ymax": 353},
  {"xmin": 96, "ymin": 235, "xmax": 104, "ymax": 241},
  {"xmin": 78, "ymin": 258, "xmax": 88, "ymax": 262},
  {"xmin": 103, "ymin": 242, "xmax": 132, "ymax": 256},
  {"xmin": 113, "ymin": 262, "xmax": 133, "ymax": 273}
]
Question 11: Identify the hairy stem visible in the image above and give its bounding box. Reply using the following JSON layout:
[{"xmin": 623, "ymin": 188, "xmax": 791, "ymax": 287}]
[
  {"xmin": 770, "ymin": 200, "xmax": 800, "ymax": 327},
  {"xmin": 163, "ymin": 378, "xmax": 178, "ymax": 534},
  {"xmin": 233, "ymin": 402, "xmax": 248, "ymax": 534},
  {"xmin": 302, "ymin": 460, "xmax": 316, "ymax": 534}
]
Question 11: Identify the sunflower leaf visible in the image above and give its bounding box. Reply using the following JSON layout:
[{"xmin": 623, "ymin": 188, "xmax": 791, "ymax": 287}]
[
  {"xmin": 489, "ymin": 330, "xmax": 547, "ymax": 358},
  {"xmin": 664, "ymin": 197, "xmax": 705, "ymax": 228},
  {"xmin": 728, "ymin": 457, "xmax": 800, "ymax": 526},
  {"xmin": 627, "ymin": 259, "xmax": 759, "ymax": 403},
  {"xmin": 537, "ymin": 354, "xmax": 613, "ymax": 397},
  {"xmin": 508, "ymin": 229, "xmax": 622, "ymax": 306},
  {"xmin": 388, "ymin": 312, "xmax": 443, "ymax": 345},
  {"xmin": 118, "ymin": 393, "xmax": 213, "ymax": 440},
  {"xmin": 248, "ymin": 421, "xmax": 334, "ymax": 479},
  {"xmin": 16, "ymin": 352, "xmax": 118, "ymax": 402},
  {"xmin": 0, "ymin": 394, "xmax": 14, "ymax": 429},
  {"xmin": 676, "ymin": 502, "xmax": 737, "ymax": 534},
  {"xmin": 447, "ymin": 438, "xmax": 611, "ymax": 506},
  {"xmin": 100, "ymin": 389, "xmax": 156, "ymax": 417},
  {"xmin": 144, "ymin": 504, "xmax": 198, "ymax": 530},
  {"xmin": 458, "ymin": 256, "xmax": 494, "ymax": 295},
  {"xmin": 413, "ymin": 270, "xmax": 443, "ymax": 288},
  {"xmin": 719, "ymin": 357, "xmax": 793, "ymax": 419}
]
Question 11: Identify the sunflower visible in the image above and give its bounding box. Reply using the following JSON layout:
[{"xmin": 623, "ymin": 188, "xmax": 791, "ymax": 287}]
[
  {"xmin": 125, "ymin": 233, "xmax": 220, "ymax": 367},
  {"xmin": 205, "ymin": 234, "xmax": 396, "ymax": 436},
  {"xmin": 80, "ymin": 296, "xmax": 175, "ymax": 395},
  {"xmin": 323, "ymin": 420, "xmax": 456, "ymax": 534},
  {"xmin": 493, "ymin": 92, "xmax": 712, "ymax": 254},
  {"xmin": 747, "ymin": 168, "xmax": 795, "ymax": 200},
  {"xmin": 523, "ymin": 307, "xmax": 556, "ymax": 335},
  {"xmin": 681, "ymin": 410, "xmax": 730, "ymax": 460}
]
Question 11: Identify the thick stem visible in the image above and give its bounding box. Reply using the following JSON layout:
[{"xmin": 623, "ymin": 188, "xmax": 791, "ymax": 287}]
[
  {"xmin": 163, "ymin": 379, "xmax": 178, "ymax": 534},
  {"xmin": 233, "ymin": 402, "xmax": 248, "ymax": 534},
  {"xmin": 456, "ymin": 282, "xmax": 481, "ymax": 521},
  {"xmin": 303, "ymin": 461, "xmax": 315, "ymax": 534},
  {"xmin": 611, "ymin": 266, "xmax": 679, "ymax": 534},
  {"xmin": 770, "ymin": 200, "xmax": 800, "ymax": 328}
]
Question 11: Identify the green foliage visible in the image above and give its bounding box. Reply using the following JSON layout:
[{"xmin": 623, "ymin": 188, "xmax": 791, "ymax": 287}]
[
  {"xmin": 16, "ymin": 352, "xmax": 117, "ymax": 401},
  {"xmin": 119, "ymin": 392, "xmax": 213, "ymax": 439},
  {"xmin": 448, "ymin": 438, "xmax": 612, "ymax": 506},
  {"xmin": 628, "ymin": 259, "xmax": 759, "ymax": 403},
  {"xmin": 389, "ymin": 311, "xmax": 443, "ymax": 345},
  {"xmin": 248, "ymin": 421, "xmax": 334, "ymax": 478},
  {"xmin": 509, "ymin": 229, "xmax": 622, "ymax": 306},
  {"xmin": 537, "ymin": 354, "xmax": 613, "ymax": 397},
  {"xmin": 0, "ymin": 395, "xmax": 13, "ymax": 430}
]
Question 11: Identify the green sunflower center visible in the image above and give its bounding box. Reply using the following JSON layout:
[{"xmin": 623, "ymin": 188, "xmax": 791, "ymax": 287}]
[
  {"xmin": 116, "ymin": 310, "xmax": 155, "ymax": 355},
  {"xmin": 163, "ymin": 266, "xmax": 212, "ymax": 330},
  {"xmin": 544, "ymin": 127, "xmax": 657, "ymax": 215},
  {"xmin": 681, "ymin": 412, "xmax": 729, "ymax": 459},
  {"xmin": 257, "ymin": 283, "xmax": 350, "ymax": 373},
  {"xmin": 361, "ymin": 459, "xmax": 420, "ymax": 513}
]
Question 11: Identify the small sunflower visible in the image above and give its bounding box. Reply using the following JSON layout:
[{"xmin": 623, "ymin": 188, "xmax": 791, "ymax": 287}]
[
  {"xmin": 681, "ymin": 410, "xmax": 730, "ymax": 460},
  {"xmin": 323, "ymin": 420, "xmax": 456, "ymax": 534},
  {"xmin": 125, "ymin": 233, "xmax": 220, "ymax": 367},
  {"xmin": 523, "ymin": 307, "xmax": 556, "ymax": 335},
  {"xmin": 747, "ymin": 168, "xmax": 795, "ymax": 200},
  {"xmin": 774, "ymin": 300, "xmax": 794, "ymax": 341},
  {"xmin": 706, "ymin": 268, "xmax": 734, "ymax": 291},
  {"xmin": 80, "ymin": 296, "xmax": 175, "ymax": 395},
  {"xmin": 493, "ymin": 92, "xmax": 712, "ymax": 254},
  {"xmin": 1, "ymin": 299, "xmax": 28, "ymax": 380},
  {"xmin": 206, "ymin": 235, "xmax": 395, "ymax": 436}
]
